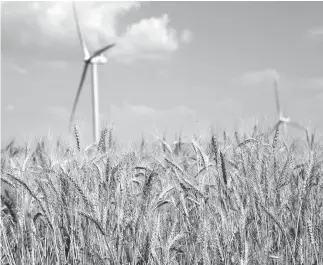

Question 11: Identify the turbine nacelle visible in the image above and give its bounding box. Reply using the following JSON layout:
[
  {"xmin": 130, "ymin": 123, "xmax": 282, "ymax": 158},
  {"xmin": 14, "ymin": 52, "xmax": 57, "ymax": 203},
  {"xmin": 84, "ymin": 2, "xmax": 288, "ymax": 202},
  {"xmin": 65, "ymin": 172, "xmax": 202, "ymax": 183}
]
[
  {"xmin": 89, "ymin": 54, "xmax": 108, "ymax": 64},
  {"xmin": 266, "ymin": 78, "xmax": 306, "ymax": 136},
  {"xmin": 280, "ymin": 116, "xmax": 291, "ymax": 124}
]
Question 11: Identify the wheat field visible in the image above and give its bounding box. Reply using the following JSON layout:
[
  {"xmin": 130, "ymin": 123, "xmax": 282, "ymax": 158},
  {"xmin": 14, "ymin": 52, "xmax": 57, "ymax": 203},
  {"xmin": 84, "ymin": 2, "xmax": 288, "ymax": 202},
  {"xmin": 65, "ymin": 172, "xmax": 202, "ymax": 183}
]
[{"xmin": 1, "ymin": 124, "xmax": 322, "ymax": 265}]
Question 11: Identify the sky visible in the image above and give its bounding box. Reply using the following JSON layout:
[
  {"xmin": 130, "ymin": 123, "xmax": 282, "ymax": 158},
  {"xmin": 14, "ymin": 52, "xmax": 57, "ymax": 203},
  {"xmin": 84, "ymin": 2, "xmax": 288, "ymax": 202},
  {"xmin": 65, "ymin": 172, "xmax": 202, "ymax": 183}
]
[{"xmin": 1, "ymin": 1, "xmax": 323, "ymax": 146}]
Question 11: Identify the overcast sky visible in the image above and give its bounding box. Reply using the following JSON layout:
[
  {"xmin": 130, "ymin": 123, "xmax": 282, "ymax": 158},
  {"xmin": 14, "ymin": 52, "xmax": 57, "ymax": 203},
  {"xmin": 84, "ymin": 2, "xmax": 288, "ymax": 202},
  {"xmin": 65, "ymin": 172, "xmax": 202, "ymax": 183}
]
[{"xmin": 1, "ymin": 1, "xmax": 323, "ymax": 146}]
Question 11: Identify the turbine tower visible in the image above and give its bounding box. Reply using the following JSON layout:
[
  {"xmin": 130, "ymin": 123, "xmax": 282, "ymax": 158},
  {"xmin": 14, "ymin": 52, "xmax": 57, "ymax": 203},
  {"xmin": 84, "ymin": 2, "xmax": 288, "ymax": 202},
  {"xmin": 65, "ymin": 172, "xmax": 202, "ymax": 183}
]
[{"xmin": 69, "ymin": 1, "xmax": 116, "ymax": 144}]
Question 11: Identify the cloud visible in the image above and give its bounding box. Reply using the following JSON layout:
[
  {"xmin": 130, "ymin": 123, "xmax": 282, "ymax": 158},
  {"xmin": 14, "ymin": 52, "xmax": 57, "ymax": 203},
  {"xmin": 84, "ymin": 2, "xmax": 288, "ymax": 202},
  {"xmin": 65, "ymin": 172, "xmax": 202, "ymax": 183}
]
[
  {"xmin": 316, "ymin": 93, "xmax": 323, "ymax": 101},
  {"xmin": 112, "ymin": 14, "xmax": 192, "ymax": 62},
  {"xmin": 180, "ymin": 29, "xmax": 193, "ymax": 43},
  {"xmin": 47, "ymin": 105, "xmax": 70, "ymax": 120},
  {"xmin": 308, "ymin": 26, "xmax": 323, "ymax": 38},
  {"xmin": 309, "ymin": 78, "xmax": 323, "ymax": 99},
  {"xmin": 233, "ymin": 68, "xmax": 280, "ymax": 86},
  {"xmin": 122, "ymin": 14, "xmax": 179, "ymax": 52},
  {"xmin": 107, "ymin": 102, "xmax": 198, "ymax": 141},
  {"xmin": 157, "ymin": 69, "xmax": 168, "ymax": 76},
  {"xmin": 2, "ymin": 57, "xmax": 27, "ymax": 74},
  {"xmin": 10, "ymin": 63, "xmax": 27, "ymax": 74},
  {"xmin": 4, "ymin": 104, "xmax": 15, "ymax": 112},
  {"xmin": 109, "ymin": 102, "xmax": 196, "ymax": 130},
  {"xmin": 127, "ymin": 104, "xmax": 159, "ymax": 116},
  {"xmin": 110, "ymin": 102, "xmax": 196, "ymax": 121},
  {"xmin": 308, "ymin": 78, "xmax": 323, "ymax": 89},
  {"xmin": 2, "ymin": 2, "xmax": 192, "ymax": 62}
]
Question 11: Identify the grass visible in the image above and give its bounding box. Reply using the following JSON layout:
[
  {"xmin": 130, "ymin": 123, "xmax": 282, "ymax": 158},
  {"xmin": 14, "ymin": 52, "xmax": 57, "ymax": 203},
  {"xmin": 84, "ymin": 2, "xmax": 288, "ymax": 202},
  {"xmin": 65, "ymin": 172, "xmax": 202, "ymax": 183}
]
[{"xmin": 1, "ymin": 125, "xmax": 323, "ymax": 265}]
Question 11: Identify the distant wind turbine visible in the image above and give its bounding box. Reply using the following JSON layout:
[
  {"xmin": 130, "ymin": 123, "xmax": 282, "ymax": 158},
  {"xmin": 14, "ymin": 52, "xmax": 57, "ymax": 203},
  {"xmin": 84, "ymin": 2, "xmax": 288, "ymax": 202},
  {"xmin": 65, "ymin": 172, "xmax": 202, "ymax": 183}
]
[
  {"xmin": 268, "ymin": 78, "xmax": 306, "ymax": 135},
  {"xmin": 69, "ymin": 1, "xmax": 116, "ymax": 144}
]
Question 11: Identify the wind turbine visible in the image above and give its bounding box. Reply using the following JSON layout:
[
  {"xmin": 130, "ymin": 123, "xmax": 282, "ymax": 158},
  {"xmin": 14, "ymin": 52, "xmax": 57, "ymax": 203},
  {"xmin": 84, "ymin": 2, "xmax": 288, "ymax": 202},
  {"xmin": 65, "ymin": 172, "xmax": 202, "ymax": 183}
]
[
  {"xmin": 268, "ymin": 78, "xmax": 306, "ymax": 135},
  {"xmin": 69, "ymin": 2, "xmax": 116, "ymax": 144}
]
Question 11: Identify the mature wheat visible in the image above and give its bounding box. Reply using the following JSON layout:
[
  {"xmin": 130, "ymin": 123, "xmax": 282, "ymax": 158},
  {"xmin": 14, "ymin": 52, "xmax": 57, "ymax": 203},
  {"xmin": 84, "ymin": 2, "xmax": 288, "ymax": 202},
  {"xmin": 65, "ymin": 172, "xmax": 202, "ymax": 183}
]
[{"xmin": 1, "ymin": 126, "xmax": 322, "ymax": 265}]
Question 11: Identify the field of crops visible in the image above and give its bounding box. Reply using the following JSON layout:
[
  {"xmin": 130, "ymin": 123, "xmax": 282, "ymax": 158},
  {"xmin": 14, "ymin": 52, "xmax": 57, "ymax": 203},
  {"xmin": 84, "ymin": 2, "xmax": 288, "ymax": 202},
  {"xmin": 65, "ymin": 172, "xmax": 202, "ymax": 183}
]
[{"xmin": 1, "ymin": 125, "xmax": 322, "ymax": 265}]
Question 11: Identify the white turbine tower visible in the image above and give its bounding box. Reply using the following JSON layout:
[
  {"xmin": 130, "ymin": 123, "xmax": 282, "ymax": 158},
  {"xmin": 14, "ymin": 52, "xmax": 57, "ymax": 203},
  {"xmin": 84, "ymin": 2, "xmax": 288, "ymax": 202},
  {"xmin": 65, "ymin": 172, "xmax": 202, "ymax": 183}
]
[
  {"xmin": 268, "ymin": 77, "xmax": 306, "ymax": 135},
  {"xmin": 69, "ymin": 2, "xmax": 116, "ymax": 144}
]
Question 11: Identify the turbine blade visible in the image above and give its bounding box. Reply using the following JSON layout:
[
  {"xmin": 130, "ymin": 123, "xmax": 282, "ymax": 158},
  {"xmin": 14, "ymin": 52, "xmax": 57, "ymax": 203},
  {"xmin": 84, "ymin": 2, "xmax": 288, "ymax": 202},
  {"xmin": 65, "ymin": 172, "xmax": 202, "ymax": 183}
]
[
  {"xmin": 90, "ymin": 43, "xmax": 116, "ymax": 60},
  {"xmin": 273, "ymin": 78, "xmax": 282, "ymax": 118},
  {"xmin": 69, "ymin": 62, "xmax": 90, "ymax": 128},
  {"xmin": 72, "ymin": 1, "xmax": 90, "ymax": 59},
  {"xmin": 287, "ymin": 121, "xmax": 306, "ymax": 131}
]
